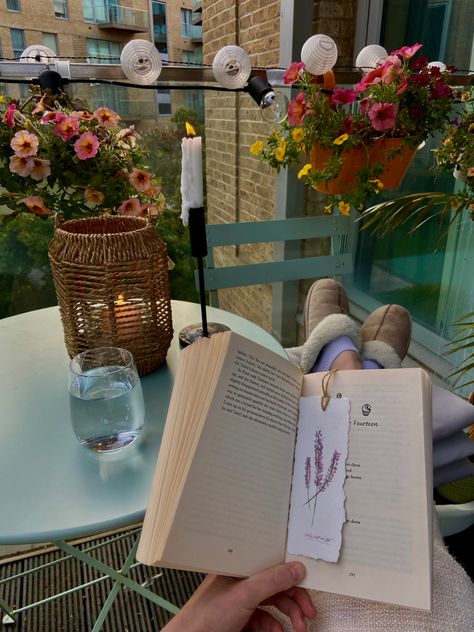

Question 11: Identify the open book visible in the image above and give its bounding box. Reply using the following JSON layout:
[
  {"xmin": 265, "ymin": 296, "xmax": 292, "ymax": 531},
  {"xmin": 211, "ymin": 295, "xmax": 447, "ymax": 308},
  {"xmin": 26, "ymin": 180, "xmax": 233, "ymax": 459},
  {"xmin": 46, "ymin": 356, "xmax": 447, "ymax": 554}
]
[{"xmin": 137, "ymin": 331, "xmax": 433, "ymax": 610}]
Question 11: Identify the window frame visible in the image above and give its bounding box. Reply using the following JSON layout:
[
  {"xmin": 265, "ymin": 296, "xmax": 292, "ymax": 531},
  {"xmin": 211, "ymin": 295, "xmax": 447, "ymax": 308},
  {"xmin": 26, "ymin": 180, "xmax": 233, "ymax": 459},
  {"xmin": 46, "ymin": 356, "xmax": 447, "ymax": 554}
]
[
  {"xmin": 10, "ymin": 28, "xmax": 25, "ymax": 60},
  {"xmin": 6, "ymin": 0, "xmax": 21, "ymax": 12},
  {"xmin": 181, "ymin": 8, "xmax": 192, "ymax": 39},
  {"xmin": 53, "ymin": 0, "xmax": 69, "ymax": 20}
]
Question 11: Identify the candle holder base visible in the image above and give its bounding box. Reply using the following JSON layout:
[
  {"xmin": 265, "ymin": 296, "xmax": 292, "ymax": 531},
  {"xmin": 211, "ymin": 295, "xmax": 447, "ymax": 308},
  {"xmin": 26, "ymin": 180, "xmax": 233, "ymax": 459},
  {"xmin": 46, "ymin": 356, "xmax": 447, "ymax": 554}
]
[{"xmin": 178, "ymin": 322, "xmax": 231, "ymax": 348}]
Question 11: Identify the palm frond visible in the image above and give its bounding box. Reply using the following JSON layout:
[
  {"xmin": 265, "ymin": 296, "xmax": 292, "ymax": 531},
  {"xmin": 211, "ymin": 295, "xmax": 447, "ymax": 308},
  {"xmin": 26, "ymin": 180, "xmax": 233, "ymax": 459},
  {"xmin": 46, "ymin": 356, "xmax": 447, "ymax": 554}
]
[
  {"xmin": 357, "ymin": 192, "xmax": 470, "ymax": 236},
  {"xmin": 444, "ymin": 312, "xmax": 474, "ymax": 386}
]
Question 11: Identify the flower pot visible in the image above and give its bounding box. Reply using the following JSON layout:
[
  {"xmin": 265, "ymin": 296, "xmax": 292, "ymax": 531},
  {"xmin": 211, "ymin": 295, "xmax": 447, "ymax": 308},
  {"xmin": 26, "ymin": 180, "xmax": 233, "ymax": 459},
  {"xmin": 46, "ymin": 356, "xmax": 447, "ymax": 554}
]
[
  {"xmin": 310, "ymin": 138, "xmax": 417, "ymax": 195},
  {"xmin": 368, "ymin": 138, "xmax": 417, "ymax": 189},
  {"xmin": 48, "ymin": 215, "xmax": 173, "ymax": 376}
]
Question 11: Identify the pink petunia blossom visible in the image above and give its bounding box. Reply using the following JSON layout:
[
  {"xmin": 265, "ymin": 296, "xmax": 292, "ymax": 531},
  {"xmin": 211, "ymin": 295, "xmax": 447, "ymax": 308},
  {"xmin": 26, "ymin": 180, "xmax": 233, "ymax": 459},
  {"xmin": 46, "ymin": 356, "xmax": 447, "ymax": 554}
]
[
  {"xmin": 128, "ymin": 167, "xmax": 152, "ymax": 193},
  {"xmin": 283, "ymin": 61, "xmax": 305, "ymax": 85},
  {"xmin": 117, "ymin": 197, "xmax": 144, "ymax": 217},
  {"xmin": 396, "ymin": 74, "xmax": 408, "ymax": 94},
  {"xmin": 430, "ymin": 81, "xmax": 453, "ymax": 100},
  {"xmin": 368, "ymin": 102, "xmax": 398, "ymax": 131},
  {"xmin": 93, "ymin": 106, "xmax": 121, "ymax": 127},
  {"xmin": 84, "ymin": 188, "xmax": 105, "ymax": 205},
  {"xmin": 390, "ymin": 43, "xmax": 422, "ymax": 60},
  {"xmin": 10, "ymin": 130, "xmax": 39, "ymax": 157},
  {"xmin": 74, "ymin": 131, "xmax": 99, "ymax": 160},
  {"xmin": 380, "ymin": 55, "xmax": 403, "ymax": 84},
  {"xmin": 354, "ymin": 65, "xmax": 383, "ymax": 93},
  {"xmin": 288, "ymin": 92, "xmax": 308, "ymax": 126},
  {"xmin": 358, "ymin": 97, "xmax": 371, "ymax": 115},
  {"xmin": 54, "ymin": 115, "xmax": 80, "ymax": 141},
  {"xmin": 41, "ymin": 111, "xmax": 65, "ymax": 124},
  {"xmin": 29, "ymin": 157, "xmax": 51, "ymax": 181},
  {"xmin": 21, "ymin": 196, "xmax": 52, "ymax": 216},
  {"xmin": 4, "ymin": 103, "xmax": 17, "ymax": 128},
  {"xmin": 9, "ymin": 154, "xmax": 34, "ymax": 177},
  {"xmin": 331, "ymin": 88, "xmax": 356, "ymax": 105}
]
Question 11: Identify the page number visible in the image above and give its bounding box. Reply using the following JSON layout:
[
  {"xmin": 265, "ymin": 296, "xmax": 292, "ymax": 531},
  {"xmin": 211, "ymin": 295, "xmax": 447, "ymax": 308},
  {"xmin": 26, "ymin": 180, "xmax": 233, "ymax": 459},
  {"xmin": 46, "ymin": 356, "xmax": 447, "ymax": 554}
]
[{"xmin": 349, "ymin": 572, "xmax": 356, "ymax": 577}]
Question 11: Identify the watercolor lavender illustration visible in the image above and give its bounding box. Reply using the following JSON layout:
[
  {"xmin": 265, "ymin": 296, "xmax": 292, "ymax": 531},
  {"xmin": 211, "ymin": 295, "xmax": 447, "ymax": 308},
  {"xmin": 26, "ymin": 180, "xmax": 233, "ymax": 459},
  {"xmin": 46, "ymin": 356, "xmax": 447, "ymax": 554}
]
[{"xmin": 304, "ymin": 430, "xmax": 341, "ymax": 527}]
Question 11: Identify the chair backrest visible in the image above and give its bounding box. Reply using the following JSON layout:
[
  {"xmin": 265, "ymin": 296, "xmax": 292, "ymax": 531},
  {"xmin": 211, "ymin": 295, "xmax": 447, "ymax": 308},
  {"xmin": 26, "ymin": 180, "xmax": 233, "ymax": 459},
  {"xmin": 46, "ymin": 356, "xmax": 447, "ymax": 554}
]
[{"xmin": 197, "ymin": 214, "xmax": 353, "ymax": 307}]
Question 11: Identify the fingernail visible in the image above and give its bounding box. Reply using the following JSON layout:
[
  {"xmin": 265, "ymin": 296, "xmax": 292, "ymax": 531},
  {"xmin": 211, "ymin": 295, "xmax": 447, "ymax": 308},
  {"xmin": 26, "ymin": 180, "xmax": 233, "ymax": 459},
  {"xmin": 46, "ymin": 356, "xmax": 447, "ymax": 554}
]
[{"xmin": 289, "ymin": 562, "xmax": 305, "ymax": 582}]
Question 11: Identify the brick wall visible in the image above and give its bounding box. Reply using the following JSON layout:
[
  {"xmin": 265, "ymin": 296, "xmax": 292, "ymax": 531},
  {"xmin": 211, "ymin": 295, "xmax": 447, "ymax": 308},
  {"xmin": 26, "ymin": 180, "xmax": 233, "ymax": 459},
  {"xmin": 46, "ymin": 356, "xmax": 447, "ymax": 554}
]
[{"xmin": 203, "ymin": 0, "xmax": 357, "ymax": 339}]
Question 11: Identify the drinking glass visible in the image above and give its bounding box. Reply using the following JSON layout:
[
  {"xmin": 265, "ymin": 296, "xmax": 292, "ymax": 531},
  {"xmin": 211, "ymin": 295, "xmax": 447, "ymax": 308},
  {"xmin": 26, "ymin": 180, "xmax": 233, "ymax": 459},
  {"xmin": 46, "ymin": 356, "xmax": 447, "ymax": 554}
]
[{"xmin": 68, "ymin": 347, "xmax": 145, "ymax": 452}]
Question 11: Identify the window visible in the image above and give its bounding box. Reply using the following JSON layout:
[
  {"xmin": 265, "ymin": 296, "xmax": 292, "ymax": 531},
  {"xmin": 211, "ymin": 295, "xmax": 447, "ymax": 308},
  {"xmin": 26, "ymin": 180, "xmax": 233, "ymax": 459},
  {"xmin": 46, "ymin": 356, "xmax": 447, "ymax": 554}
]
[
  {"xmin": 42, "ymin": 33, "xmax": 59, "ymax": 55},
  {"xmin": 182, "ymin": 49, "xmax": 203, "ymax": 65},
  {"xmin": 87, "ymin": 38, "xmax": 121, "ymax": 64},
  {"xmin": 10, "ymin": 28, "xmax": 24, "ymax": 60},
  {"xmin": 54, "ymin": 0, "xmax": 68, "ymax": 19},
  {"xmin": 6, "ymin": 0, "xmax": 21, "ymax": 11},
  {"xmin": 181, "ymin": 8, "xmax": 192, "ymax": 38},
  {"xmin": 152, "ymin": 1, "xmax": 167, "ymax": 54},
  {"xmin": 157, "ymin": 88, "xmax": 171, "ymax": 115}
]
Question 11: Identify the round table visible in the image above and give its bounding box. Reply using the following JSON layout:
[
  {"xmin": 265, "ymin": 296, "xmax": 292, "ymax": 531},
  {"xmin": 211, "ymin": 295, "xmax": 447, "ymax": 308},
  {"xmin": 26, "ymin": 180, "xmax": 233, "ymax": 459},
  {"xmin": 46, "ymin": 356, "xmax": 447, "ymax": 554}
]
[{"xmin": 0, "ymin": 301, "xmax": 286, "ymax": 545}]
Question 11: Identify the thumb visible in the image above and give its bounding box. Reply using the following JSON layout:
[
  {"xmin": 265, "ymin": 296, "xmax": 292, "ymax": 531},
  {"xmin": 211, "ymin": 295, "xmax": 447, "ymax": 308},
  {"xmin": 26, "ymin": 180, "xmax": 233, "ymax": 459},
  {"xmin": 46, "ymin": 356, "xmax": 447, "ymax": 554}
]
[{"xmin": 239, "ymin": 562, "xmax": 306, "ymax": 607}]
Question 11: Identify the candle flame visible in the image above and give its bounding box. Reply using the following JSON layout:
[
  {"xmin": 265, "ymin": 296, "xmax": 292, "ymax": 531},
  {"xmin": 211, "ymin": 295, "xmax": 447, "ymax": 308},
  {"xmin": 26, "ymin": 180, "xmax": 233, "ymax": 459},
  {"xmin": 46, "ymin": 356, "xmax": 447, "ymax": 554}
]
[
  {"xmin": 116, "ymin": 294, "xmax": 126, "ymax": 305},
  {"xmin": 185, "ymin": 122, "xmax": 196, "ymax": 137}
]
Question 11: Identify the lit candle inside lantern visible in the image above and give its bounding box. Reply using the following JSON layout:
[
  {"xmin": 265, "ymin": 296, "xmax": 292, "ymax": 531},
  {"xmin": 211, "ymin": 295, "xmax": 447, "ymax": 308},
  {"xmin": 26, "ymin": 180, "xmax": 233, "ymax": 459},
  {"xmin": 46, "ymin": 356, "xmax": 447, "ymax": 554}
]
[
  {"xmin": 102, "ymin": 294, "xmax": 142, "ymax": 340},
  {"xmin": 180, "ymin": 122, "xmax": 203, "ymax": 225}
]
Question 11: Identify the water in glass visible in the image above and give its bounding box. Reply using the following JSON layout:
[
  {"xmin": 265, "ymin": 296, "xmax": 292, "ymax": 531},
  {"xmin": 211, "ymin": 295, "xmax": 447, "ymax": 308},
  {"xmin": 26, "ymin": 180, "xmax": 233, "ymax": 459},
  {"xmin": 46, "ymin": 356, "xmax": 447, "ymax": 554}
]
[{"xmin": 69, "ymin": 348, "xmax": 145, "ymax": 452}]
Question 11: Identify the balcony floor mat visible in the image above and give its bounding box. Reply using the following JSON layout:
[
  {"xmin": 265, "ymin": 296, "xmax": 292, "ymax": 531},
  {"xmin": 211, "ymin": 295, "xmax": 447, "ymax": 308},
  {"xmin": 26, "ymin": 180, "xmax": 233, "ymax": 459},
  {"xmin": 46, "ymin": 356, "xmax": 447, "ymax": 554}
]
[{"xmin": 0, "ymin": 527, "xmax": 204, "ymax": 631}]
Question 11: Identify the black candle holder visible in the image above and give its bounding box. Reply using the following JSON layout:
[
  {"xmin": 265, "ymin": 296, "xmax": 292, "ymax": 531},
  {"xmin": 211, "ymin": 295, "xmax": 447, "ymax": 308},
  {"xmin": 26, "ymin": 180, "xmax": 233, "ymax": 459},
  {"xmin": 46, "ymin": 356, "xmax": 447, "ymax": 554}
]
[{"xmin": 179, "ymin": 206, "xmax": 230, "ymax": 348}]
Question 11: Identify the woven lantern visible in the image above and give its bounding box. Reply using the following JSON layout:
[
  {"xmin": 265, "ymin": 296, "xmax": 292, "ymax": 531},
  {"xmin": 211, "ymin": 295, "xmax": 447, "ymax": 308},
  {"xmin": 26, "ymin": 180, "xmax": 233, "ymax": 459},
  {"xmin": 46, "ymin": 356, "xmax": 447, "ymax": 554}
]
[{"xmin": 48, "ymin": 215, "xmax": 173, "ymax": 376}]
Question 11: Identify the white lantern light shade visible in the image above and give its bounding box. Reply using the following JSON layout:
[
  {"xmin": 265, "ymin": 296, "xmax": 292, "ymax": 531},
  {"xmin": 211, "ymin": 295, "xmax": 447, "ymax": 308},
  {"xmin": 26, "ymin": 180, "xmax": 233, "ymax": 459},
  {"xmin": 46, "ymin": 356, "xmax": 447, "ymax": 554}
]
[
  {"xmin": 120, "ymin": 39, "xmax": 162, "ymax": 84},
  {"xmin": 20, "ymin": 45, "xmax": 57, "ymax": 63},
  {"xmin": 300, "ymin": 34, "xmax": 338, "ymax": 76},
  {"xmin": 212, "ymin": 45, "xmax": 251, "ymax": 89},
  {"xmin": 355, "ymin": 45, "xmax": 388, "ymax": 73},
  {"xmin": 428, "ymin": 61, "xmax": 447, "ymax": 72}
]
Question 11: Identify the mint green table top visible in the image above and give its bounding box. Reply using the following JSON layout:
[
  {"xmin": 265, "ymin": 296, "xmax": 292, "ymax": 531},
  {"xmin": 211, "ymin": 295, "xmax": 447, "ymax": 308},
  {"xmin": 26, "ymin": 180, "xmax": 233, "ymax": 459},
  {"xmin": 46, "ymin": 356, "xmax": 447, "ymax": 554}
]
[{"xmin": 0, "ymin": 301, "xmax": 285, "ymax": 545}]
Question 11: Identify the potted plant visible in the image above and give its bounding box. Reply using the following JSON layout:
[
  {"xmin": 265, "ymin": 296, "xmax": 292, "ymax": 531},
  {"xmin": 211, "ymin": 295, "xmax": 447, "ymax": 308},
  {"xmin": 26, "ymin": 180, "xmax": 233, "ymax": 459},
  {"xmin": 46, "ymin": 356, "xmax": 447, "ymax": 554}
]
[
  {"xmin": 250, "ymin": 43, "xmax": 456, "ymax": 213},
  {"xmin": 0, "ymin": 86, "xmax": 165, "ymax": 219}
]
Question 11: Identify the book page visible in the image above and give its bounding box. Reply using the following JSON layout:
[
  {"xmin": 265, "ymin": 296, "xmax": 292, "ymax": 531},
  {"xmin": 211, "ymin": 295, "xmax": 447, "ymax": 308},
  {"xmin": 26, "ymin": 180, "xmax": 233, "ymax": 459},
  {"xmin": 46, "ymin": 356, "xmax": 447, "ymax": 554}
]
[
  {"xmin": 286, "ymin": 368, "xmax": 432, "ymax": 611},
  {"xmin": 159, "ymin": 332, "xmax": 303, "ymax": 575}
]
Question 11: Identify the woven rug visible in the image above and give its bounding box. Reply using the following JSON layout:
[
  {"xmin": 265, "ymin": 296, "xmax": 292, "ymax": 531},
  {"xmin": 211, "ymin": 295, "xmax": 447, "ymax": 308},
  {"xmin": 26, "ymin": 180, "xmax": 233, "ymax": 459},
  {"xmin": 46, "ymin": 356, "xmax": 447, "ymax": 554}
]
[{"xmin": 0, "ymin": 527, "xmax": 203, "ymax": 631}]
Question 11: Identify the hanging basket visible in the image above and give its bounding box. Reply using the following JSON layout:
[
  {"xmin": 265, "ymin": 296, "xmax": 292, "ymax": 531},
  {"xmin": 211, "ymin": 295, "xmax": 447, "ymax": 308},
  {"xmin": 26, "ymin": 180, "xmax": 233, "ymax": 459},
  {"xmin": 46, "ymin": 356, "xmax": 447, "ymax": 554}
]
[
  {"xmin": 48, "ymin": 215, "xmax": 173, "ymax": 376},
  {"xmin": 310, "ymin": 138, "xmax": 417, "ymax": 195}
]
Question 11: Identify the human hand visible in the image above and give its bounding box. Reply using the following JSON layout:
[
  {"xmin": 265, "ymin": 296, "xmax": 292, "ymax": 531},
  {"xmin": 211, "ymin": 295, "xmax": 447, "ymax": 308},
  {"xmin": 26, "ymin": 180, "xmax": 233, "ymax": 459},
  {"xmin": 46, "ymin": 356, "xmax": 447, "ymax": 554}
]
[{"xmin": 162, "ymin": 561, "xmax": 316, "ymax": 632}]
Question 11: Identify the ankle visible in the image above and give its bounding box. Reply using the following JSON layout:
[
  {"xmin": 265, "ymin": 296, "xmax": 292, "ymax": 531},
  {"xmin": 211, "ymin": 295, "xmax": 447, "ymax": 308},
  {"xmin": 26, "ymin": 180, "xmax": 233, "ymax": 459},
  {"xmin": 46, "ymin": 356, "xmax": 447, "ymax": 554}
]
[{"xmin": 331, "ymin": 350, "xmax": 363, "ymax": 370}]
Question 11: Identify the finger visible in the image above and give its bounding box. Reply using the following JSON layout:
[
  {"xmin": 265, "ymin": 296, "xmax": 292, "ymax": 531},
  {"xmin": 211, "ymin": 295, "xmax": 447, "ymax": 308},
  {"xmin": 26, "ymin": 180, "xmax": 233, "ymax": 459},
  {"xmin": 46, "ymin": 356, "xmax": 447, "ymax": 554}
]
[
  {"xmin": 283, "ymin": 586, "xmax": 317, "ymax": 619},
  {"xmin": 260, "ymin": 593, "xmax": 307, "ymax": 632},
  {"xmin": 245, "ymin": 608, "xmax": 285, "ymax": 632},
  {"xmin": 238, "ymin": 562, "xmax": 306, "ymax": 608}
]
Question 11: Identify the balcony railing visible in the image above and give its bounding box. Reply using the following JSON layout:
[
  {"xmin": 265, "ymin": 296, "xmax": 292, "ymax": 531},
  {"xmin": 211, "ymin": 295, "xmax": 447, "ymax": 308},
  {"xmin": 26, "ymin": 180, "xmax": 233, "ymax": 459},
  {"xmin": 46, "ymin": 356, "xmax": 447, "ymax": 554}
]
[{"xmin": 83, "ymin": 1, "xmax": 149, "ymax": 32}]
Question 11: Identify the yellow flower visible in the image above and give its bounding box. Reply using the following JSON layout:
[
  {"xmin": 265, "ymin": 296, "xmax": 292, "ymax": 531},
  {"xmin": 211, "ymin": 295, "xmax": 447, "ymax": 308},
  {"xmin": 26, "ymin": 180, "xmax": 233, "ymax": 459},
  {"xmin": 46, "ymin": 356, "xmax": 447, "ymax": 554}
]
[
  {"xmin": 443, "ymin": 137, "xmax": 452, "ymax": 146},
  {"xmin": 323, "ymin": 204, "xmax": 333, "ymax": 214},
  {"xmin": 368, "ymin": 178, "xmax": 384, "ymax": 190},
  {"xmin": 338, "ymin": 201, "xmax": 351, "ymax": 216},
  {"xmin": 297, "ymin": 163, "xmax": 312, "ymax": 179},
  {"xmin": 461, "ymin": 92, "xmax": 470, "ymax": 102},
  {"xmin": 469, "ymin": 123, "xmax": 474, "ymax": 133},
  {"xmin": 292, "ymin": 128, "xmax": 304, "ymax": 143},
  {"xmin": 250, "ymin": 140, "xmax": 264, "ymax": 155},
  {"xmin": 279, "ymin": 138, "xmax": 287, "ymax": 150},
  {"xmin": 0, "ymin": 95, "xmax": 5, "ymax": 104},
  {"xmin": 468, "ymin": 167, "xmax": 474, "ymax": 177},
  {"xmin": 275, "ymin": 146, "xmax": 286, "ymax": 162},
  {"xmin": 333, "ymin": 133, "xmax": 349, "ymax": 145},
  {"xmin": 450, "ymin": 198, "xmax": 459, "ymax": 209}
]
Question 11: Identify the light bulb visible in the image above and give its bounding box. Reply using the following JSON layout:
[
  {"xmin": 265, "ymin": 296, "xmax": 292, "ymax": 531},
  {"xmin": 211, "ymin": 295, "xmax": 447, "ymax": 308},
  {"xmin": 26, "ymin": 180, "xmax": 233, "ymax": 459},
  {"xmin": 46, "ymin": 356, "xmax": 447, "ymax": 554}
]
[
  {"xmin": 260, "ymin": 90, "xmax": 289, "ymax": 123},
  {"xmin": 301, "ymin": 34, "xmax": 338, "ymax": 76}
]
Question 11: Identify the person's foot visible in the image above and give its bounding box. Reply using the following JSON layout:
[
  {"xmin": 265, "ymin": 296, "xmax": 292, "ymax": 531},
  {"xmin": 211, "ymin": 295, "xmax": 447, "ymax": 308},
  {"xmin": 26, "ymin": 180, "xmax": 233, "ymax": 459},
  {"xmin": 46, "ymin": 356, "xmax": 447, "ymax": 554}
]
[
  {"xmin": 360, "ymin": 304, "xmax": 412, "ymax": 368},
  {"xmin": 300, "ymin": 278, "xmax": 361, "ymax": 373}
]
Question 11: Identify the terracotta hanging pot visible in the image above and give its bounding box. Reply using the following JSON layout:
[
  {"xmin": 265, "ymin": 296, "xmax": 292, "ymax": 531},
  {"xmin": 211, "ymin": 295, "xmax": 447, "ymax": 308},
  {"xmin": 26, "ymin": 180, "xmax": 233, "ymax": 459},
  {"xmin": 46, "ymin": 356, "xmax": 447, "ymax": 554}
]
[{"xmin": 310, "ymin": 138, "xmax": 417, "ymax": 195}]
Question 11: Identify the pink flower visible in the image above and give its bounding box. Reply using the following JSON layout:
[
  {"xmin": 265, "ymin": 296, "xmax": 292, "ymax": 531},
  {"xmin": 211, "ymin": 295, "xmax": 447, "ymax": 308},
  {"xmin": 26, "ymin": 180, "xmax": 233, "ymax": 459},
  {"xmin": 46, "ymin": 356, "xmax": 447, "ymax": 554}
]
[
  {"xmin": 9, "ymin": 154, "xmax": 34, "ymax": 177},
  {"xmin": 288, "ymin": 92, "xmax": 307, "ymax": 126},
  {"xmin": 84, "ymin": 188, "xmax": 105, "ymax": 205},
  {"xmin": 21, "ymin": 196, "xmax": 52, "ymax": 216},
  {"xmin": 128, "ymin": 167, "xmax": 153, "ymax": 193},
  {"xmin": 358, "ymin": 97, "xmax": 371, "ymax": 115},
  {"xmin": 4, "ymin": 103, "xmax": 17, "ymax": 128},
  {"xmin": 390, "ymin": 43, "xmax": 422, "ymax": 60},
  {"xmin": 117, "ymin": 197, "xmax": 144, "ymax": 217},
  {"xmin": 74, "ymin": 132, "xmax": 99, "ymax": 160},
  {"xmin": 380, "ymin": 55, "xmax": 403, "ymax": 84},
  {"xmin": 29, "ymin": 158, "xmax": 51, "ymax": 181},
  {"xmin": 396, "ymin": 74, "xmax": 408, "ymax": 94},
  {"xmin": 368, "ymin": 102, "xmax": 398, "ymax": 131},
  {"xmin": 430, "ymin": 81, "xmax": 453, "ymax": 99},
  {"xmin": 31, "ymin": 96, "xmax": 47, "ymax": 115},
  {"xmin": 41, "ymin": 111, "xmax": 65, "ymax": 124},
  {"xmin": 354, "ymin": 66, "xmax": 383, "ymax": 93},
  {"xmin": 94, "ymin": 107, "xmax": 121, "ymax": 127},
  {"xmin": 331, "ymin": 88, "xmax": 356, "ymax": 105},
  {"xmin": 283, "ymin": 61, "xmax": 305, "ymax": 85},
  {"xmin": 54, "ymin": 115, "xmax": 80, "ymax": 141},
  {"xmin": 10, "ymin": 130, "xmax": 39, "ymax": 157}
]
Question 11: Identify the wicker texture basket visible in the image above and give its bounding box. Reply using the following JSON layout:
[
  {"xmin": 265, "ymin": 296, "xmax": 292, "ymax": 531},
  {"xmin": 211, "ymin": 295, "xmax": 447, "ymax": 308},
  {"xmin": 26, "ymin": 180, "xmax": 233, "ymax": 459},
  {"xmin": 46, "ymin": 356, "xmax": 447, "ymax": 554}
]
[{"xmin": 48, "ymin": 215, "xmax": 173, "ymax": 375}]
